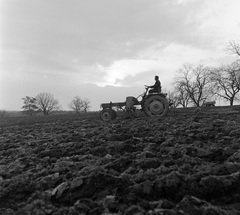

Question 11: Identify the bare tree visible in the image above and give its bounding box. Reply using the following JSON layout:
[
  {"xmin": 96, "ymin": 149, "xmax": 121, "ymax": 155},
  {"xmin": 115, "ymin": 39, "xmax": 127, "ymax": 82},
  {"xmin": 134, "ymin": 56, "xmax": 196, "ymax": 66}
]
[
  {"xmin": 210, "ymin": 61, "xmax": 240, "ymax": 106},
  {"xmin": 69, "ymin": 96, "xmax": 91, "ymax": 113},
  {"xmin": 82, "ymin": 98, "xmax": 91, "ymax": 113},
  {"xmin": 174, "ymin": 64, "xmax": 212, "ymax": 107},
  {"xmin": 173, "ymin": 83, "xmax": 191, "ymax": 107},
  {"xmin": 226, "ymin": 40, "xmax": 240, "ymax": 58},
  {"xmin": 21, "ymin": 96, "xmax": 39, "ymax": 116},
  {"xmin": 69, "ymin": 96, "xmax": 83, "ymax": 114},
  {"xmin": 35, "ymin": 93, "xmax": 60, "ymax": 115}
]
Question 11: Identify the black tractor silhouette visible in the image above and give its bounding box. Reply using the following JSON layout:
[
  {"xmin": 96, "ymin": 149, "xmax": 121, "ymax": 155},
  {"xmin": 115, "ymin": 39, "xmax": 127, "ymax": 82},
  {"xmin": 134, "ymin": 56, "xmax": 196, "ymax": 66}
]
[{"xmin": 100, "ymin": 86, "xmax": 169, "ymax": 121}]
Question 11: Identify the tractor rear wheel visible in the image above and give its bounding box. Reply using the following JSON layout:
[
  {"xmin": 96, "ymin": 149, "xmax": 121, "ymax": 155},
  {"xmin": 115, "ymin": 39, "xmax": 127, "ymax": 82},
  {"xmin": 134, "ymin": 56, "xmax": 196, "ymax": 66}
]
[
  {"xmin": 143, "ymin": 95, "xmax": 169, "ymax": 117},
  {"xmin": 100, "ymin": 109, "xmax": 116, "ymax": 121}
]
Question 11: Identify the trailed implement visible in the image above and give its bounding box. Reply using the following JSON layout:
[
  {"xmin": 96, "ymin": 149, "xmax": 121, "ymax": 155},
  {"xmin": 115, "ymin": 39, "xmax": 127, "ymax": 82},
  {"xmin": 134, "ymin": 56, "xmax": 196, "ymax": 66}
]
[
  {"xmin": 100, "ymin": 86, "xmax": 169, "ymax": 121},
  {"xmin": 202, "ymin": 101, "xmax": 216, "ymax": 107}
]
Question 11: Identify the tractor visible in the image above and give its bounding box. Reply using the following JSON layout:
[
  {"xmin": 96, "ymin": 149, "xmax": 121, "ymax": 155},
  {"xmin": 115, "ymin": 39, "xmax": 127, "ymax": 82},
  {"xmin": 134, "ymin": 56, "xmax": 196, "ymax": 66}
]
[{"xmin": 100, "ymin": 85, "xmax": 169, "ymax": 121}]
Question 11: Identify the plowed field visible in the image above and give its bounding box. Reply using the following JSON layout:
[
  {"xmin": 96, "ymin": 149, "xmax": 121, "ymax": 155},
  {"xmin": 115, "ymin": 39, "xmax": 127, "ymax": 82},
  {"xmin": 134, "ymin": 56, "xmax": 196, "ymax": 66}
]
[{"xmin": 0, "ymin": 111, "xmax": 240, "ymax": 214}]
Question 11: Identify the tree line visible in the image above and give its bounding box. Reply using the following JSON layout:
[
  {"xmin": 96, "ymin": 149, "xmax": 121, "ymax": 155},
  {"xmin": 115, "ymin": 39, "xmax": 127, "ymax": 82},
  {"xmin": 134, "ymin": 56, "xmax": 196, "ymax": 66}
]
[
  {"xmin": 168, "ymin": 41, "xmax": 240, "ymax": 107},
  {"xmin": 19, "ymin": 40, "xmax": 240, "ymax": 116},
  {"xmin": 21, "ymin": 93, "xmax": 91, "ymax": 116}
]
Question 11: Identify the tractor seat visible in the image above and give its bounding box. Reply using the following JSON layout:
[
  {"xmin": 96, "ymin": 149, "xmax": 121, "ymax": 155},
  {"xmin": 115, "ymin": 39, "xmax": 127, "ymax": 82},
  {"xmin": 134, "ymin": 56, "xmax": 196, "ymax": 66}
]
[{"xmin": 149, "ymin": 86, "xmax": 162, "ymax": 94}]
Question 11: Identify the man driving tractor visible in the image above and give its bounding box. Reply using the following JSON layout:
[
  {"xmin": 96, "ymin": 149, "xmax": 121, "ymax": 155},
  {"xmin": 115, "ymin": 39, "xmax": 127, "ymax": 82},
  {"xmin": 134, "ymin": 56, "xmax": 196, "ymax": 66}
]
[
  {"xmin": 100, "ymin": 75, "xmax": 169, "ymax": 121},
  {"xmin": 147, "ymin": 75, "xmax": 162, "ymax": 94}
]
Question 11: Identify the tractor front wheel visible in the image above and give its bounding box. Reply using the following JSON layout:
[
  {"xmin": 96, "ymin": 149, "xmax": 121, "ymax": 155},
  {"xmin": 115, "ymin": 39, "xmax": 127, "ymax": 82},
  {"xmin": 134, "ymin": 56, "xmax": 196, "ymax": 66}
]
[
  {"xmin": 143, "ymin": 95, "xmax": 169, "ymax": 117},
  {"xmin": 100, "ymin": 109, "xmax": 116, "ymax": 121}
]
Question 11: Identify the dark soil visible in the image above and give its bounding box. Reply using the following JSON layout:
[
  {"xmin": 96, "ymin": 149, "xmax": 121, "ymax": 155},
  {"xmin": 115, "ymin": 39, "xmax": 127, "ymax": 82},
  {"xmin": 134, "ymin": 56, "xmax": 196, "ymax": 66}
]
[{"xmin": 0, "ymin": 111, "xmax": 240, "ymax": 214}]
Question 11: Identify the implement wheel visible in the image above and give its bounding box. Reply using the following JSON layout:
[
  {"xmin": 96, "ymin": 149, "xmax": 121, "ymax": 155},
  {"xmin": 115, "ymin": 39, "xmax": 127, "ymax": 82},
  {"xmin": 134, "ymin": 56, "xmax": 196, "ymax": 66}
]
[
  {"xmin": 143, "ymin": 95, "xmax": 169, "ymax": 117},
  {"xmin": 100, "ymin": 109, "xmax": 116, "ymax": 121}
]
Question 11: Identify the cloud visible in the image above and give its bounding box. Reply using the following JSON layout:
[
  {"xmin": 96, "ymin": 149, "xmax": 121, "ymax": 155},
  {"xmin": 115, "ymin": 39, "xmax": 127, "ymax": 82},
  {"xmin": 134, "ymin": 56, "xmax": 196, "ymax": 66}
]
[
  {"xmin": 95, "ymin": 59, "xmax": 162, "ymax": 86},
  {"xmin": 0, "ymin": 0, "xmax": 200, "ymax": 61},
  {"xmin": 95, "ymin": 41, "xmax": 234, "ymax": 87},
  {"xmin": 189, "ymin": 0, "xmax": 240, "ymax": 46}
]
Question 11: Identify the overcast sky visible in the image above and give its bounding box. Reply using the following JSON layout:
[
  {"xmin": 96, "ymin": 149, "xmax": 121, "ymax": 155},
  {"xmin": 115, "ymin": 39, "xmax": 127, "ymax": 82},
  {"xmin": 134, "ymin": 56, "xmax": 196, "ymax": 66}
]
[{"xmin": 1, "ymin": 0, "xmax": 240, "ymax": 111}]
